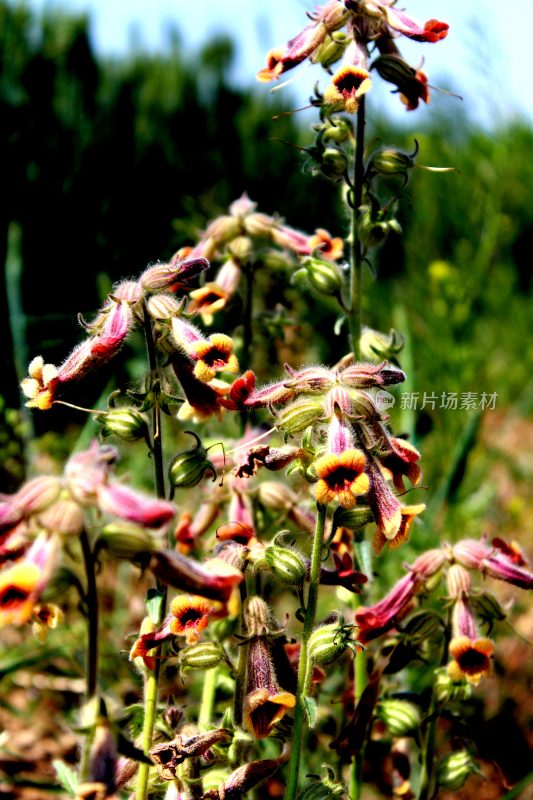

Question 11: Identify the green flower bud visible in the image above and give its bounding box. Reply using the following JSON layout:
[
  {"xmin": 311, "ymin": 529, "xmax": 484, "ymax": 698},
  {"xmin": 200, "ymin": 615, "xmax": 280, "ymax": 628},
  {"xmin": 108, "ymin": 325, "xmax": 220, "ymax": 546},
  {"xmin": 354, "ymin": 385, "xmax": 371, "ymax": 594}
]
[
  {"xmin": 276, "ymin": 400, "xmax": 324, "ymax": 434},
  {"xmin": 436, "ymin": 750, "xmax": 479, "ymax": 791},
  {"xmin": 97, "ymin": 407, "xmax": 150, "ymax": 443},
  {"xmin": 359, "ymin": 326, "xmax": 404, "ymax": 362},
  {"xmin": 377, "ymin": 699, "xmax": 421, "ymax": 736},
  {"xmin": 369, "ymin": 148, "xmax": 414, "ymax": 179},
  {"xmin": 296, "ymin": 257, "xmax": 344, "ymax": 295},
  {"xmin": 371, "ymin": 54, "xmax": 418, "ymax": 87},
  {"xmin": 179, "ymin": 641, "xmax": 227, "ymax": 672},
  {"xmin": 471, "ymin": 591, "xmax": 506, "ymax": 626},
  {"xmin": 308, "ymin": 621, "xmax": 349, "ymax": 666},
  {"xmin": 264, "ymin": 545, "xmax": 306, "ymax": 585},
  {"xmin": 434, "ymin": 667, "xmax": 472, "ymax": 704},
  {"xmin": 311, "ymin": 32, "xmax": 349, "ymax": 69},
  {"xmin": 321, "ymin": 147, "xmax": 349, "ymax": 179},
  {"xmin": 323, "ymin": 117, "xmax": 352, "ymax": 144},
  {"xmin": 333, "ymin": 506, "xmax": 374, "ymax": 529},
  {"xmin": 168, "ymin": 432, "xmax": 217, "ymax": 495},
  {"xmin": 98, "ymin": 521, "xmax": 157, "ymax": 561}
]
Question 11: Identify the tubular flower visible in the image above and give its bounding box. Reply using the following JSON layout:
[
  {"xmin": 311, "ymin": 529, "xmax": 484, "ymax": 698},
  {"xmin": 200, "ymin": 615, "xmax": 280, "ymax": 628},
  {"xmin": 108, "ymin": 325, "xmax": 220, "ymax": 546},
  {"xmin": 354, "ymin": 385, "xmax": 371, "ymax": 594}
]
[
  {"xmin": 150, "ymin": 550, "xmax": 243, "ymax": 602},
  {"xmin": 257, "ymin": 0, "xmax": 448, "ymax": 112},
  {"xmin": 243, "ymin": 598, "xmax": 296, "ymax": 739},
  {"xmin": 447, "ymin": 596, "xmax": 494, "ymax": 685},
  {"xmin": 257, "ymin": 0, "xmax": 349, "ymax": 82},
  {"xmin": 0, "ymin": 533, "xmax": 59, "ymax": 627},
  {"xmin": 314, "ymin": 449, "xmax": 369, "ymax": 509},
  {"xmin": 355, "ymin": 572, "xmax": 421, "ymax": 643},
  {"xmin": 96, "ymin": 483, "xmax": 176, "ymax": 529},
  {"xmin": 169, "ymin": 595, "xmax": 213, "ymax": 644},
  {"xmin": 453, "ymin": 538, "xmax": 533, "ymax": 590},
  {"xmin": 323, "ymin": 65, "xmax": 372, "ymax": 113},
  {"xmin": 21, "ymin": 289, "xmax": 137, "ymax": 409}
]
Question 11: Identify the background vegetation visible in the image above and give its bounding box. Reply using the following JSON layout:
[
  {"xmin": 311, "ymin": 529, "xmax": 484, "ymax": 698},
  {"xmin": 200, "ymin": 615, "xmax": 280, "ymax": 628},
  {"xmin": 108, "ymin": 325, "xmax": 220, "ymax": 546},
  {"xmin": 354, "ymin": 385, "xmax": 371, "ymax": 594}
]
[{"xmin": 1, "ymin": 2, "xmax": 532, "ymax": 797}]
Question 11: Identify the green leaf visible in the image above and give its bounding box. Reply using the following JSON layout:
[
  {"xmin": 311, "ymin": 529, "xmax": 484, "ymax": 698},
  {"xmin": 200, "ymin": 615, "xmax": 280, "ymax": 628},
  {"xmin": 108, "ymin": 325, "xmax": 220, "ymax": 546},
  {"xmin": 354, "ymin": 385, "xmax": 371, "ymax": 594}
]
[
  {"xmin": 52, "ymin": 760, "xmax": 78, "ymax": 797},
  {"xmin": 146, "ymin": 588, "xmax": 165, "ymax": 623},
  {"xmin": 303, "ymin": 696, "xmax": 317, "ymax": 728}
]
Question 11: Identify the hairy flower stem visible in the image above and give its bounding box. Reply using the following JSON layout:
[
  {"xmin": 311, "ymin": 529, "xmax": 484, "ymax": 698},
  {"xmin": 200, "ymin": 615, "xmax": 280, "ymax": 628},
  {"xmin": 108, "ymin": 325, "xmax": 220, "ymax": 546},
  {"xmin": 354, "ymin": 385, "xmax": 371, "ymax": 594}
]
[
  {"xmin": 79, "ymin": 528, "xmax": 99, "ymax": 782},
  {"xmin": 233, "ymin": 581, "xmax": 249, "ymax": 728},
  {"xmin": 136, "ymin": 307, "xmax": 168, "ymax": 800},
  {"xmin": 349, "ymin": 96, "xmax": 366, "ymax": 360},
  {"xmin": 285, "ymin": 504, "xmax": 327, "ymax": 800},
  {"xmin": 349, "ymin": 602, "xmax": 367, "ymax": 800},
  {"xmin": 198, "ymin": 665, "xmax": 219, "ymax": 729}
]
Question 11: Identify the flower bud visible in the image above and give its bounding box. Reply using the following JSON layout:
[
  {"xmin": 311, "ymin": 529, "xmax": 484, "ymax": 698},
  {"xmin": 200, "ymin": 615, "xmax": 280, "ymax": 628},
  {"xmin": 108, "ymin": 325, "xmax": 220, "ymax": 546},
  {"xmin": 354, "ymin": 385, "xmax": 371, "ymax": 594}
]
[
  {"xmin": 38, "ymin": 497, "xmax": 84, "ymax": 536},
  {"xmin": 146, "ymin": 293, "xmax": 183, "ymax": 320},
  {"xmin": 369, "ymin": 148, "xmax": 414, "ymax": 179},
  {"xmin": 168, "ymin": 432, "xmax": 217, "ymax": 494},
  {"xmin": 276, "ymin": 400, "xmax": 324, "ymax": 434},
  {"xmin": 320, "ymin": 147, "xmax": 349, "ymax": 179},
  {"xmin": 323, "ymin": 117, "xmax": 352, "ymax": 144},
  {"xmin": 179, "ymin": 641, "xmax": 227, "ymax": 671},
  {"xmin": 311, "ymin": 31, "xmax": 349, "ymax": 68},
  {"xmin": 264, "ymin": 545, "xmax": 306, "ymax": 585},
  {"xmin": 294, "ymin": 257, "xmax": 344, "ymax": 295},
  {"xmin": 98, "ymin": 521, "xmax": 157, "ymax": 561},
  {"xmin": 97, "ymin": 407, "xmax": 150, "ymax": 443},
  {"xmin": 434, "ymin": 667, "xmax": 471, "ymax": 704},
  {"xmin": 377, "ymin": 698, "xmax": 421, "ymax": 736},
  {"xmin": 446, "ymin": 563, "xmax": 472, "ymax": 599},
  {"xmin": 308, "ymin": 621, "xmax": 349, "ymax": 666},
  {"xmin": 332, "ymin": 506, "xmax": 374, "ymax": 529},
  {"xmin": 227, "ymin": 235, "xmax": 253, "ymax": 261},
  {"xmin": 436, "ymin": 750, "xmax": 479, "ymax": 791}
]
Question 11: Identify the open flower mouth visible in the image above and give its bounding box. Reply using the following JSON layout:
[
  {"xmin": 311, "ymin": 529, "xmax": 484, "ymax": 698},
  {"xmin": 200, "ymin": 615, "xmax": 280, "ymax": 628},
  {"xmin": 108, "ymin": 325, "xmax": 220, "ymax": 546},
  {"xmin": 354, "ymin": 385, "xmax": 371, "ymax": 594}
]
[
  {"xmin": 0, "ymin": 585, "xmax": 31, "ymax": 609},
  {"xmin": 245, "ymin": 689, "xmax": 296, "ymax": 739},
  {"xmin": 314, "ymin": 450, "xmax": 369, "ymax": 508},
  {"xmin": 170, "ymin": 595, "xmax": 212, "ymax": 643},
  {"xmin": 448, "ymin": 636, "xmax": 494, "ymax": 684}
]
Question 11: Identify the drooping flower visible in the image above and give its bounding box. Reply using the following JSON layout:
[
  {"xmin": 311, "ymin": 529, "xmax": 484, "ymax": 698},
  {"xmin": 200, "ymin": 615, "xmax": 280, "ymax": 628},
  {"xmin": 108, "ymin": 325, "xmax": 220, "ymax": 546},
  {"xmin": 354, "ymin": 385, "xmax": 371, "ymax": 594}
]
[
  {"xmin": 447, "ymin": 596, "xmax": 494, "ymax": 685},
  {"xmin": 355, "ymin": 572, "xmax": 421, "ymax": 643},
  {"xmin": 243, "ymin": 597, "xmax": 296, "ymax": 739},
  {"xmin": 257, "ymin": 1, "xmax": 349, "ymax": 82},
  {"xmin": 372, "ymin": 503, "xmax": 426, "ymax": 554},
  {"xmin": 453, "ymin": 538, "xmax": 533, "ymax": 590},
  {"xmin": 448, "ymin": 636, "xmax": 494, "ymax": 686}
]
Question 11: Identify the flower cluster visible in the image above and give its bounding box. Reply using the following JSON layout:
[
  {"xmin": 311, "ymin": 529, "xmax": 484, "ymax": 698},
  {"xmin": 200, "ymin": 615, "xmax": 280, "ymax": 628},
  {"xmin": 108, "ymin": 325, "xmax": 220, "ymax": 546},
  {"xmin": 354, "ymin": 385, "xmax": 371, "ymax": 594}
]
[
  {"xmin": 0, "ymin": 442, "xmax": 175, "ymax": 629},
  {"xmin": 227, "ymin": 359, "xmax": 424, "ymax": 553},
  {"xmin": 257, "ymin": 0, "xmax": 448, "ymax": 113},
  {"xmin": 355, "ymin": 537, "xmax": 533, "ymax": 683}
]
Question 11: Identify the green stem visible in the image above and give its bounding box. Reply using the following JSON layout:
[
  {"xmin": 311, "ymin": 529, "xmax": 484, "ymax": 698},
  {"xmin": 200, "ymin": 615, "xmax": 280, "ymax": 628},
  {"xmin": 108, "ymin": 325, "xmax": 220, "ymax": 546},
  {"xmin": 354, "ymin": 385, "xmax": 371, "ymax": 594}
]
[
  {"xmin": 136, "ymin": 306, "xmax": 168, "ymax": 800},
  {"xmin": 78, "ymin": 528, "xmax": 99, "ymax": 782},
  {"xmin": 349, "ymin": 96, "xmax": 366, "ymax": 360},
  {"xmin": 349, "ymin": 638, "xmax": 367, "ymax": 800},
  {"xmin": 418, "ymin": 624, "xmax": 450, "ymax": 800},
  {"xmin": 233, "ymin": 581, "xmax": 248, "ymax": 728},
  {"xmin": 285, "ymin": 504, "xmax": 327, "ymax": 800},
  {"xmin": 198, "ymin": 665, "xmax": 219, "ymax": 729}
]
